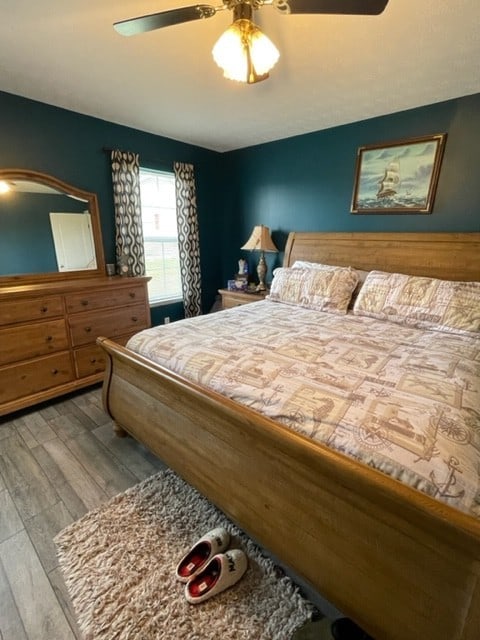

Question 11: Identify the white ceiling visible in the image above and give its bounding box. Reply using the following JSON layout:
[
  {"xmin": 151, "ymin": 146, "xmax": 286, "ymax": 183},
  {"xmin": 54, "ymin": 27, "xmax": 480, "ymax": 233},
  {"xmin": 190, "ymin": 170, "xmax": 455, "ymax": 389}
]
[{"xmin": 1, "ymin": 1, "xmax": 479, "ymax": 152}]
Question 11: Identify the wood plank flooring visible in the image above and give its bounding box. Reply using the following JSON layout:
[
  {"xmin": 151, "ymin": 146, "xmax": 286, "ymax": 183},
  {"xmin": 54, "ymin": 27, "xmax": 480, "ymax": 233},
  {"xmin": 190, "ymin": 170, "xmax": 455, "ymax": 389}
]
[{"xmin": 0, "ymin": 386, "xmax": 165, "ymax": 639}]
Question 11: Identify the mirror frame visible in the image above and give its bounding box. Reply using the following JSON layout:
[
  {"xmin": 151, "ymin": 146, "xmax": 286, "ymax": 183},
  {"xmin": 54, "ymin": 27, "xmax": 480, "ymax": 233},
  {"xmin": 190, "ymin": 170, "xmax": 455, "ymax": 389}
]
[{"xmin": 0, "ymin": 168, "xmax": 106, "ymax": 285}]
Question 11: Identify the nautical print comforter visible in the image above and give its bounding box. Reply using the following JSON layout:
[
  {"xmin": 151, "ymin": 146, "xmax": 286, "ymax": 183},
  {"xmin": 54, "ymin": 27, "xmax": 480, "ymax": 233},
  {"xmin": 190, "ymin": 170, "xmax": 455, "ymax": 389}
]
[{"xmin": 127, "ymin": 300, "xmax": 480, "ymax": 518}]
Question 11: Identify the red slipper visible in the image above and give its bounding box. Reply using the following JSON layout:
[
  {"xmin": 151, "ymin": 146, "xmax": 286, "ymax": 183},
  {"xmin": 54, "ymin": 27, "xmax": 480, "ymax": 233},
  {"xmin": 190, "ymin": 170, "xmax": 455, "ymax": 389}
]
[
  {"xmin": 185, "ymin": 549, "xmax": 248, "ymax": 604},
  {"xmin": 175, "ymin": 527, "xmax": 230, "ymax": 583}
]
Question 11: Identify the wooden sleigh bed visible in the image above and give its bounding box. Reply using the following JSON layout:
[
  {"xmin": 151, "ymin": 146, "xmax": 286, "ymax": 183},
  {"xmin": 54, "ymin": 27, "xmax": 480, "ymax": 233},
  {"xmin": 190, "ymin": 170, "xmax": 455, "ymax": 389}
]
[{"xmin": 98, "ymin": 232, "xmax": 480, "ymax": 640}]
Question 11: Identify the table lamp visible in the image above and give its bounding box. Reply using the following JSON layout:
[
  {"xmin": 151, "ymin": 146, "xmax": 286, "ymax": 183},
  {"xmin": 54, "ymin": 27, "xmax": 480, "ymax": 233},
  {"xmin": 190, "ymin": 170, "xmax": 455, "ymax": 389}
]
[{"xmin": 241, "ymin": 224, "xmax": 278, "ymax": 291}]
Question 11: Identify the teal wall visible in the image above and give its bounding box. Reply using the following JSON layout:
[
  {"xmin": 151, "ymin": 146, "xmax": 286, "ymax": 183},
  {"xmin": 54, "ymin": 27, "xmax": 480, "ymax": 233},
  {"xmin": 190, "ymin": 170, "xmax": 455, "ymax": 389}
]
[
  {"xmin": 1, "ymin": 90, "xmax": 479, "ymax": 318},
  {"xmin": 222, "ymin": 93, "xmax": 480, "ymax": 283},
  {"xmin": 0, "ymin": 90, "xmax": 226, "ymax": 324}
]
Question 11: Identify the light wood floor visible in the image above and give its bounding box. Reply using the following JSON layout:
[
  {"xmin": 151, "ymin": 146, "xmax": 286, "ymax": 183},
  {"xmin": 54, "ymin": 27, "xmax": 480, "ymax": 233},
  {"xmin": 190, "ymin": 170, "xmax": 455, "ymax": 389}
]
[{"xmin": 0, "ymin": 386, "xmax": 166, "ymax": 640}]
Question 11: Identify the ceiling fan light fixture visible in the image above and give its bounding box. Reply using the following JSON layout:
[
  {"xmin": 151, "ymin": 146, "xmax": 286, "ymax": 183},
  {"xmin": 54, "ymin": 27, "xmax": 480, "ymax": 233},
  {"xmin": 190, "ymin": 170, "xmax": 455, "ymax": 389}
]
[
  {"xmin": 114, "ymin": 0, "xmax": 389, "ymax": 84},
  {"xmin": 0, "ymin": 180, "xmax": 11, "ymax": 194},
  {"xmin": 212, "ymin": 18, "xmax": 280, "ymax": 84}
]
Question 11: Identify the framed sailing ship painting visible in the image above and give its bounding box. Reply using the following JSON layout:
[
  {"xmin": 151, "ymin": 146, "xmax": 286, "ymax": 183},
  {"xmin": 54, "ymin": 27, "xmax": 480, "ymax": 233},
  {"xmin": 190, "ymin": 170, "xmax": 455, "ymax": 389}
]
[{"xmin": 351, "ymin": 134, "xmax": 447, "ymax": 214}]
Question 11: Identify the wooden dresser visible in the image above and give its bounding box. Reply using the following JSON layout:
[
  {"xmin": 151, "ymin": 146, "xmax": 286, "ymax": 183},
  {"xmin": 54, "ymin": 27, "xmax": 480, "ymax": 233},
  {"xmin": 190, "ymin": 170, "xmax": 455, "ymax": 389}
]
[{"xmin": 0, "ymin": 276, "xmax": 150, "ymax": 416}]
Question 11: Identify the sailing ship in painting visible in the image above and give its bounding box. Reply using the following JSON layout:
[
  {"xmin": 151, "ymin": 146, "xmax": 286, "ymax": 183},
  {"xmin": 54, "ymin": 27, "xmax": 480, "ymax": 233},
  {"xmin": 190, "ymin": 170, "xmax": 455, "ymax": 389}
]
[
  {"xmin": 377, "ymin": 160, "xmax": 400, "ymax": 199},
  {"xmin": 377, "ymin": 160, "xmax": 425, "ymax": 207},
  {"xmin": 375, "ymin": 159, "xmax": 422, "ymax": 207}
]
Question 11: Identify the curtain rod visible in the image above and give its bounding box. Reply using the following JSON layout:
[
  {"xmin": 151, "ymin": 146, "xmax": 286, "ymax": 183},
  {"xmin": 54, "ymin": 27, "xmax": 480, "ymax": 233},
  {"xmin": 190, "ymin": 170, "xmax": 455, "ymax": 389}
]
[{"xmin": 102, "ymin": 146, "xmax": 187, "ymax": 168}]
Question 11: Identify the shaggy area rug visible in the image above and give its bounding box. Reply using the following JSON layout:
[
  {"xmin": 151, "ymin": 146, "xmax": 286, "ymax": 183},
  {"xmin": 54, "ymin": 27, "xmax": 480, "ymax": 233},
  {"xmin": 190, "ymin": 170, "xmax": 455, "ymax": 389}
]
[{"xmin": 55, "ymin": 469, "xmax": 314, "ymax": 639}]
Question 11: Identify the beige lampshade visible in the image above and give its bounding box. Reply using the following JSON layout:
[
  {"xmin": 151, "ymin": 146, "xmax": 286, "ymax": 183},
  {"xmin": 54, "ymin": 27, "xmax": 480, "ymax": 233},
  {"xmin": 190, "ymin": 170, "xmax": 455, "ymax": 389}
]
[{"xmin": 241, "ymin": 225, "xmax": 278, "ymax": 252}]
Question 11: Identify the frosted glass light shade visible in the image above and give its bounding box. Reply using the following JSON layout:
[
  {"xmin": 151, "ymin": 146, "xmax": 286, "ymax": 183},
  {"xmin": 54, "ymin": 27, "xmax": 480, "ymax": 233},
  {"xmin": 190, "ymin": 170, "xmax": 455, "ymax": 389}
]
[{"xmin": 212, "ymin": 19, "xmax": 280, "ymax": 84}]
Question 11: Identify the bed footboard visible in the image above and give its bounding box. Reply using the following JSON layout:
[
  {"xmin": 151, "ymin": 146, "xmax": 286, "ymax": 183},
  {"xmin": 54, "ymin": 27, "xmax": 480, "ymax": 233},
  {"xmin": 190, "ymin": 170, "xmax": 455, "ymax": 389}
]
[{"xmin": 99, "ymin": 336, "xmax": 480, "ymax": 640}]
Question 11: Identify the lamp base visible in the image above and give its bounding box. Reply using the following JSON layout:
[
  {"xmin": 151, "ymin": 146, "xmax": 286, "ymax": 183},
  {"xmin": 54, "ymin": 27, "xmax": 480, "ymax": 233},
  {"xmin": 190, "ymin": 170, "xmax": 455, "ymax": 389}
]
[{"xmin": 256, "ymin": 252, "xmax": 267, "ymax": 291}]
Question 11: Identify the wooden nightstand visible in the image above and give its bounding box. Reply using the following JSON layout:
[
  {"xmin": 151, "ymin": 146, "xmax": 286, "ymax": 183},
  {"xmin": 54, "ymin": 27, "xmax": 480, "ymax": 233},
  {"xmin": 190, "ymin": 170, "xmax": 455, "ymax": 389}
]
[{"xmin": 218, "ymin": 288, "xmax": 268, "ymax": 310}]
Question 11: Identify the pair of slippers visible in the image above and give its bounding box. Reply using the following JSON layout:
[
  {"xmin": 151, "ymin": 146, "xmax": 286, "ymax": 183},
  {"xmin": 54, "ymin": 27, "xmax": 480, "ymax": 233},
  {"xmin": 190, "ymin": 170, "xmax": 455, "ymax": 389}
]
[{"xmin": 175, "ymin": 527, "xmax": 248, "ymax": 604}]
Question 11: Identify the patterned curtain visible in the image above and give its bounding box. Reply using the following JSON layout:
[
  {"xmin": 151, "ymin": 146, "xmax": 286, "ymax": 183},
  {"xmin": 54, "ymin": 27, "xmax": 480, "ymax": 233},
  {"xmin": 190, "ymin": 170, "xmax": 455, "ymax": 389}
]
[
  {"xmin": 110, "ymin": 150, "xmax": 145, "ymax": 276},
  {"xmin": 174, "ymin": 162, "xmax": 202, "ymax": 317}
]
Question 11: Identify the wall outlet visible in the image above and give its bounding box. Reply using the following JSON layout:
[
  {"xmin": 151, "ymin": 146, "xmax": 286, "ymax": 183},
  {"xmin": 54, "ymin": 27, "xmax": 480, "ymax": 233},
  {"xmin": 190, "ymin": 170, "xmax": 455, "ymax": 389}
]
[{"xmin": 164, "ymin": 317, "xmax": 170, "ymax": 324}]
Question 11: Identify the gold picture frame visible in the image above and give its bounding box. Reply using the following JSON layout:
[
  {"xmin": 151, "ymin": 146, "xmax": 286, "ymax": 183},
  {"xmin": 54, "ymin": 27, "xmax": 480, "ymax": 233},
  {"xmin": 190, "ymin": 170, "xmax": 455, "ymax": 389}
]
[{"xmin": 351, "ymin": 134, "xmax": 447, "ymax": 214}]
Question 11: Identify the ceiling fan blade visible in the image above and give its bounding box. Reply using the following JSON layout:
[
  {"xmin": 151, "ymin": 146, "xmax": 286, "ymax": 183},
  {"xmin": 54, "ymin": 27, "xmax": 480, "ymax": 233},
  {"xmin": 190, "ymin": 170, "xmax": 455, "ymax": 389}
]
[
  {"xmin": 275, "ymin": 0, "xmax": 389, "ymax": 15},
  {"xmin": 114, "ymin": 5, "xmax": 217, "ymax": 37}
]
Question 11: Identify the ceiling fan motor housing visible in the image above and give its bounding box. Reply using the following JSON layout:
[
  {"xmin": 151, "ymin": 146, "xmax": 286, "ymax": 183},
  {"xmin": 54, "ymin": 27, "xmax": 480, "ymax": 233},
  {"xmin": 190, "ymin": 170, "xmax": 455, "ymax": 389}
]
[
  {"xmin": 223, "ymin": 0, "xmax": 265, "ymax": 10},
  {"xmin": 232, "ymin": 3, "xmax": 255, "ymax": 21}
]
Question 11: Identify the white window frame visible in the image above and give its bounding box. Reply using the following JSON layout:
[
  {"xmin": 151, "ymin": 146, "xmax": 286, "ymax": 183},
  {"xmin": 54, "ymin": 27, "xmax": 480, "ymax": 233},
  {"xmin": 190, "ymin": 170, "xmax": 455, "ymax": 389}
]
[{"xmin": 139, "ymin": 167, "xmax": 183, "ymax": 306}]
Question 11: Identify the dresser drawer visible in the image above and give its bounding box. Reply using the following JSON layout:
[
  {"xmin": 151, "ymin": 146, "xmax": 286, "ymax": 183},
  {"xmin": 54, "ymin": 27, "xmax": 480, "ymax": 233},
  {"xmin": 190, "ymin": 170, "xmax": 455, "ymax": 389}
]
[
  {"xmin": 69, "ymin": 304, "xmax": 149, "ymax": 347},
  {"xmin": 73, "ymin": 334, "xmax": 132, "ymax": 378},
  {"xmin": 222, "ymin": 297, "xmax": 248, "ymax": 309},
  {"xmin": 74, "ymin": 344, "xmax": 107, "ymax": 377},
  {"xmin": 0, "ymin": 296, "xmax": 63, "ymax": 326},
  {"xmin": 65, "ymin": 285, "xmax": 146, "ymax": 314},
  {"xmin": 0, "ymin": 352, "xmax": 74, "ymax": 404},
  {"xmin": 0, "ymin": 319, "xmax": 69, "ymax": 365},
  {"xmin": 218, "ymin": 289, "xmax": 267, "ymax": 309}
]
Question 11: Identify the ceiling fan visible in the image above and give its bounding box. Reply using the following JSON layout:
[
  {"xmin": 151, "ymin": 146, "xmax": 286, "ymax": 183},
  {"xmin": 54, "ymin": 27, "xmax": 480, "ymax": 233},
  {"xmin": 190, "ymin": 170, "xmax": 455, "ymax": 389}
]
[{"xmin": 114, "ymin": 0, "xmax": 389, "ymax": 84}]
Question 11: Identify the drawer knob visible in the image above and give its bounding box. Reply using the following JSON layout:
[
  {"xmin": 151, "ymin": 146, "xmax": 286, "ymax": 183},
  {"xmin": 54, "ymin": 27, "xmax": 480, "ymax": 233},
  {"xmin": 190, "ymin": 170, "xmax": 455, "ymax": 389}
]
[
  {"xmin": 40, "ymin": 306, "xmax": 48, "ymax": 313},
  {"xmin": 46, "ymin": 335, "xmax": 53, "ymax": 342},
  {"xmin": 81, "ymin": 300, "xmax": 89, "ymax": 306},
  {"xmin": 90, "ymin": 358, "xmax": 97, "ymax": 364},
  {"xmin": 132, "ymin": 316, "xmax": 138, "ymax": 322},
  {"xmin": 84, "ymin": 326, "xmax": 92, "ymax": 333},
  {"xmin": 51, "ymin": 368, "xmax": 58, "ymax": 375},
  {"xmin": 129, "ymin": 292, "xmax": 136, "ymax": 298}
]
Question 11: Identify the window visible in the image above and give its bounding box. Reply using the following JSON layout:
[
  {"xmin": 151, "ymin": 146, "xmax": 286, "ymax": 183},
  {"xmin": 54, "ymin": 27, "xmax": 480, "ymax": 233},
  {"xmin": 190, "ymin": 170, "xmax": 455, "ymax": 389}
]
[{"xmin": 139, "ymin": 168, "xmax": 182, "ymax": 305}]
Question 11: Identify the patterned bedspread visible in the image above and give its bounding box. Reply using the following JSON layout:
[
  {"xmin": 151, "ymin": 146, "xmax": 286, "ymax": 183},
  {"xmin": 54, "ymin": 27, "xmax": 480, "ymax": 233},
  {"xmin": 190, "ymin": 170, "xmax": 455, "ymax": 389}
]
[{"xmin": 127, "ymin": 300, "xmax": 480, "ymax": 518}]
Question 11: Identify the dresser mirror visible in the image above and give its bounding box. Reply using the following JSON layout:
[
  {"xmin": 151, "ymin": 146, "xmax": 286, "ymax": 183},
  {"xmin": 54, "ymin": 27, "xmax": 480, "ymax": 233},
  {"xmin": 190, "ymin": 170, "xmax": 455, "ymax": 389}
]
[{"xmin": 0, "ymin": 169, "xmax": 105, "ymax": 284}]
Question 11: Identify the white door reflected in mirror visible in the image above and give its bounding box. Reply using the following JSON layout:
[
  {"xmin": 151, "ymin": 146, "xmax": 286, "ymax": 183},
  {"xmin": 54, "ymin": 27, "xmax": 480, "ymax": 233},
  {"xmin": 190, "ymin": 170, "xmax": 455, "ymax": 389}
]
[{"xmin": 49, "ymin": 212, "xmax": 97, "ymax": 271}]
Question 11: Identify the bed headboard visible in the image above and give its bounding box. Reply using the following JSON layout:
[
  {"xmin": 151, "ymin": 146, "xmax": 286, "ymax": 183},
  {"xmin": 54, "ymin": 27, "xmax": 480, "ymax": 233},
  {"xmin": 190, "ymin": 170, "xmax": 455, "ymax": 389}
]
[{"xmin": 283, "ymin": 232, "xmax": 480, "ymax": 281}]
